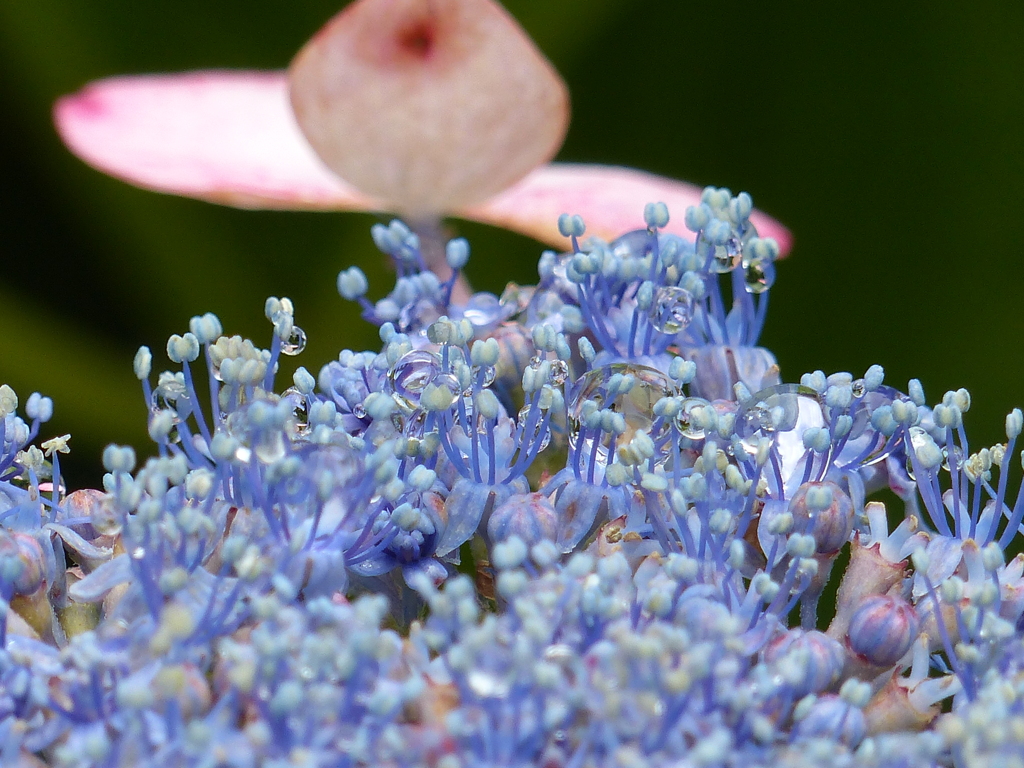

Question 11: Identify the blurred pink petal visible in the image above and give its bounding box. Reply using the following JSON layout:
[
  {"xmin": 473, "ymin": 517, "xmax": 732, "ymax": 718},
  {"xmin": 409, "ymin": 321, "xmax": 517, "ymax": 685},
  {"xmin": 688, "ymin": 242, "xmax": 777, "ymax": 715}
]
[
  {"xmin": 53, "ymin": 71, "xmax": 382, "ymax": 211},
  {"xmin": 54, "ymin": 74, "xmax": 790, "ymax": 255},
  {"xmin": 459, "ymin": 164, "xmax": 793, "ymax": 257},
  {"xmin": 288, "ymin": 0, "xmax": 569, "ymax": 216}
]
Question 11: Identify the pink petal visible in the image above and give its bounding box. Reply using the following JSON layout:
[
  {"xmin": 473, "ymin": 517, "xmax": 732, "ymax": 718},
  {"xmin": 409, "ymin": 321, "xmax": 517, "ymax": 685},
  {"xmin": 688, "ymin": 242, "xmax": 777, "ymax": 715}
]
[
  {"xmin": 458, "ymin": 164, "xmax": 794, "ymax": 257},
  {"xmin": 54, "ymin": 71, "xmax": 382, "ymax": 211},
  {"xmin": 288, "ymin": 0, "xmax": 569, "ymax": 216},
  {"xmin": 54, "ymin": 74, "xmax": 791, "ymax": 255}
]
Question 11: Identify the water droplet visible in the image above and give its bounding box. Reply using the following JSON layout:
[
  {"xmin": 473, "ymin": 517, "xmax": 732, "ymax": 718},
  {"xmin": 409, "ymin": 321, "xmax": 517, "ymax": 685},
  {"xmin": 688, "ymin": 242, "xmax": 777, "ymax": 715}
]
[
  {"xmin": 567, "ymin": 364, "xmax": 678, "ymax": 466},
  {"xmin": 845, "ymin": 385, "xmax": 905, "ymax": 467},
  {"xmin": 131, "ymin": 547, "xmax": 146, "ymax": 560},
  {"xmin": 471, "ymin": 365, "xmax": 497, "ymax": 388},
  {"xmin": 736, "ymin": 385, "xmax": 821, "ymax": 438},
  {"xmin": 675, "ymin": 397, "xmax": 711, "ymax": 440},
  {"xmin": 549, "ymin": 360, "xmax": 569, "ymax": 386},
  {"xmin": 352, "ymin": 402, "xmax": 367, "ymax": 420},
  {"xmin": 610, "ymin": 230, "xmax": 651, "ymax": 260},
  {"xmin": 707, "ymin": 235, "xmax": 743, "ymax": 274},
  {"xmin": 460, "ymin": 293, "xmax": 504, "ymax": 329},
  {"xmin": 398, "ymin": 298, "xmax": 442, "ymax": 335},
  {"xmin": 428, "ymin": 373, "xmax": 461, "ymax": 410},
  {"xmin": 387, "ymin": 350, "xmax": 443, "ymax": 412},
  {"xmin": 499, "ymin": 282, "xmax": 535, "ymax": 315},
  {"xmin": 281, "ymin": 326, "xmax": 307, "ymax": 356},
  {"xmin": 905, "ymin": 426, "xmax": 930, "ymax": 481},
  {"xmin": 942, "ymin": 445, "xmax": 964, "ymax": 472},
  {"xmin": 405, "ymin": 410, "xmax": 427, "ymax": 439},
  {"xmin": 234, "ymin": 445, "xmax": 253, "ymax": 464},
  {"xmin": 517, "ymin": 404, "xmax": 551, "ymax": 453},
  {"xmin": 649, "ymin": 286, "xmax": 695, "ymax": 334},
  {"xmin": 741, "ymin": 258, "xmax": 775, "ymax": 294},
  {"xmin": 529, "ymin": 355, "xmax": 543, "ymax": 369}
]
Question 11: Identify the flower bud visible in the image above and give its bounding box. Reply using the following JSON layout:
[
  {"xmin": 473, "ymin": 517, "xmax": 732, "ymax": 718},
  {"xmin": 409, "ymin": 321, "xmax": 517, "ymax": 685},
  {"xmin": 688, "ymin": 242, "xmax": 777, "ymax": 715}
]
[
  {"xmin": 487, "ymin": 492, "xmax": 557, "ymax": 546},
  {"xmin": 793, "ymin": 694, "xmax": 866, "ymax": 747},
  {"xmin": 0, "ymin": 530, "xmax": 46, "ymax": 595},
  {"xmin": 763, "ymin": 629, "xmax": 845, "ymax": 697},
  {"xmin": 847, "ymin": 594, "xmax": 919, "ymax": 667},
  {"xmin": 788, "ymin": 480, "xmax": 854, "ymax": 555}
]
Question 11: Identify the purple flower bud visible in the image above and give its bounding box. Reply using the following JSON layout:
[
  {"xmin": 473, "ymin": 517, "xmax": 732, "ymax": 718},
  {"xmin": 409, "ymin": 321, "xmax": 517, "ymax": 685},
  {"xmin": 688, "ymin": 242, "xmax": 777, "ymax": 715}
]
[
  {"xmin": 0, "ymin": 530, "xmax": 46, "ymax": 595},
  {"xmin": 788, "ymin": 480, "xmax": 854, "ymax": 555},
  {"xmin": 847, "ymin": 594, "xmax": 919, "ymax": 667},
  {"xmin": 763, "ymin": 628, "xmax": 845, "ymax": 697},
  {"xmin": 487, "ymin": 492, "xmax": 557, "ymax": 545},
  {"xmin": 794, "ymin": 694, "xmax": 866, "ymax": 747}
]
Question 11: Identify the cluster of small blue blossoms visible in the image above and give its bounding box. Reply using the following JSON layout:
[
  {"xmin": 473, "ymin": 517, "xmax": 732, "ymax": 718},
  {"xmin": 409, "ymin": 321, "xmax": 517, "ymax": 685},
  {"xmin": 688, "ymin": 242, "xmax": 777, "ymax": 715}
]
[{"xmin": 3, "ymin": 188, "xmax": 1024, "ymax": 767}]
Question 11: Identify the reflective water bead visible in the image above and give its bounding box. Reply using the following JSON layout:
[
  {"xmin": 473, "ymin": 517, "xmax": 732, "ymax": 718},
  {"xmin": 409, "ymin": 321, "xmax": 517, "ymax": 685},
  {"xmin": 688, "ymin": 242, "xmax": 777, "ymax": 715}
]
[
  {"xmin": 735, "ymin": 384, "xmax": 823, "ymax": 438},
  {"xmin": 711, "ymin": 236, "xmax": 743, "ymax": 274},
  {"xmin": 567, "ymin": 364, "xmax": 678, "ymax": 465},
  {"xmin": 498, "ymin": 282, "xmax": 535, "ymax": 315},
  {"xmin": 387, "ymin": 350, "xmax": 443, "ymax": 412},
  {"xmin": 549, "ymin": 359, "xmax": 569, "ymax": 386},
  {"xmin": 741, "ymin": 258, "xmax": 775, "ymax": 294},
  {"xmin": 470, "ymin": 365, "xmax": 497, "ymax": 388},
  {"xmin": 648, "ymin": 286, "xmax": 695, "ymax": 334},
  {"xmin": 281, "ymin": 326, "xmax": 307, "ymax": 356},
  {"xmin": 517, "ymin": 405, "xmax": 551, "ymax": 452},
  {"xmin": 426, "ymin": 373, "xmax": 462, "ymax": 411},
  {"xmin": 675, "ymin": 397, "xmax": 711, "ymax": 440},
  {"xmin": 460, "ymin": 293, "xmax": 505, "ymax": 329}
]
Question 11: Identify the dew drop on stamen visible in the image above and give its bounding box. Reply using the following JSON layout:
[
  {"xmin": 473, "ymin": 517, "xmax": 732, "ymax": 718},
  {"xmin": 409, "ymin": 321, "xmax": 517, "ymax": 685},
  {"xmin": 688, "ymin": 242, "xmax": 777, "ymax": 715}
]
[
  {"xmin": 741, "ymin": 259, "xmax": 775, "ymax": 294},
  {"xmin": 387, "ymin": 350, "xmax": 443, "ymax": 412},
  {"xmin": 648, "ymin": 286, "xmax": 694, "ymax": 334},
  {"xmin": 549, "ymin": 360, "xmax": 569, "ymax": 386},
  {"xmin": 281, "ymin": 326, "xmax": 307, "ymax": 356},
  {"xmin": 471, "ymin": 365, "xmax": 497, "ymax": 388},
  {"xmin": 676, "ymin": 397, "xmax": 711, "ymax": 441},
  {"xmin": 567, "ymin": 364, "xmax": 677, "ymax": 467},
  {"xmin": 517, "ymin": 404, "xmax": 551, "ymax": 453}
]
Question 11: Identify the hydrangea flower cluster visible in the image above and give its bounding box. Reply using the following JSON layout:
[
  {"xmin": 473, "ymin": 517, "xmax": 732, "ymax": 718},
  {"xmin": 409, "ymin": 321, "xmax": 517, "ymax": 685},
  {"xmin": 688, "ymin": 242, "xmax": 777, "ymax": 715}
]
[{"xmin": 3, "ymin": 188, "xmax": 1024, "ymax": 767}]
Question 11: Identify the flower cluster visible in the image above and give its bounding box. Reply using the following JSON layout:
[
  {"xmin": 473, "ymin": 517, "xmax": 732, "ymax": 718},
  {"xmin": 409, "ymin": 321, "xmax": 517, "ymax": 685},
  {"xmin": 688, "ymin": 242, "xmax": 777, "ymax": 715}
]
[{"xmin": 3, "ymin": 187, "xmax": 1024, "ymax": 767}]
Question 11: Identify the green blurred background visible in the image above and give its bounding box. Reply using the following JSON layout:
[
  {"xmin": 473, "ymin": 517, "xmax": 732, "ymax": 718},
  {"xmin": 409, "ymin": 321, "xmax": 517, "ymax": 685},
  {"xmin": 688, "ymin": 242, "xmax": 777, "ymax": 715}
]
[{"xmin": 2, "ymin": 1, "xmax": 1023, "ymax": 490}]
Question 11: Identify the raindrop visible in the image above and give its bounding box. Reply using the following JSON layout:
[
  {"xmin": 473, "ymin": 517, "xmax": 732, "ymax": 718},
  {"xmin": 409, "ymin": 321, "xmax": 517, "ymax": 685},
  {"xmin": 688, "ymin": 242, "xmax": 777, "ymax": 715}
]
[
  {"xmin": 735, "ymin": 384, "xmax": 822, "ymax": 438},
  {"xmin": 352, "ymin": 402, "xmax": 367, "ymax": 420},
  {"xmin": 398, "ymin": 299, "xmax": 442, "ymax": 335},
  {"xmin": 649, "ymin": 286, "xmax": 695, "ymax": 334},
  {"xmin": 708, "ymin": 236, "xmax": 743, "ymax": 274},
  {"xmin": 387, "ymin": 350, "xmax": 443, "ymax": 412},
  {"xmin": 905, "ymin": 426, "xmax": 930, "ymax": 481},
  {"xmin": 567, "ymin": 364, "xmax": 678, "ymax": 466},
  {"xmin": 942, "ymin": 445, "xmax": 964, "ymax": 472},
  {"xmin": 460, "ymin": 293, "xmax": 504, "ymax": 329},
  {"xmin": 741, "ymin": 258, "xmax": 775, "ymax": 294},
  {"xmin": 471, "ymin": 365, "xmax": 497, "ymax": 388},
  {"xmin": 281, "ymin": 326, "xmax": 307, "ymax": 356},
  {"xmin": 549, "ymin": 360, "xmax": 569, "ymax": 386},
  {"xmin": 844, "ymin": 385, "xmax": 905, "ymax": 468},
  {"xmin": 517, "ymin": 404, "xmax": 551, "ymax": 453},
  {"xmin": 499, "ymin": 282, "xmax": 535, "ymax": 315},
  {"xmin": 234, "ymin": 445, "xmax": 253, "ymax": 464},
  {"xmin": 131, "ymin": 547, "xmax": 146, "ymax": 560},
  {"xmin": 676, "ymin": 397, "xmax": 711, "ymax": 440},
  {"xmin": 428, "ymin": 373, "xmax": 461, "ymax": 410}
]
